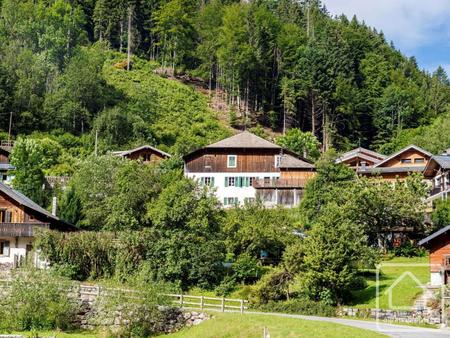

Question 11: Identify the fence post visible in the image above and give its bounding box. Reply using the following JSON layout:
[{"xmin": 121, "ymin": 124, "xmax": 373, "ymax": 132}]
[
  {"xmin": 240, "ymin": 299, "xmax": 244, "ymax": 314},
  {"xmin": 180, "ymin": 294, "xmax": 184, "ymax": 307},
  {"xmin": 221, "ymin": 297, "xmax": 225, "ymax": 312},
  {"xmin": 200, "ymin": 295, "xmax": 204, "ymax": 310}
]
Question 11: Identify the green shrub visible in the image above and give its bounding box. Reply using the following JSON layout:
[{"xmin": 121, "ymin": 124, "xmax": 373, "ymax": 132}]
[
  {"xmin": 249, "ymin": 268, "xmax": 294, "ymax": 305},
  {"xmin": 0, "ymin": 269, "xmax": 78, "ymax": 331},
  {"xmin": 392, "ymin": 241, "xmax": 427, "ymax": 257},
  {"xmin": 215, "ymin": 275, "xmax": 237, "ymax": 296},
  {"xmin": 232, "ymin": 253, "xmax": 262, "ymax": 283},
  {"xmin": 257, "ymin": 298, "xmax": 336, "ymax": 317}
]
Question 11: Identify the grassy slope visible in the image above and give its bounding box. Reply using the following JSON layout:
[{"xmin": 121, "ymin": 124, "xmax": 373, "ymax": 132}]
[
  {"xmin": 103, "ymin": 55, "xmax": 231, "ymax": 154},
  {"xmin": 349, "ymin": 256, "xmax": 429, "ymax": 309},
  {"xmin": 167, "ymin": 312, "xmax": 387, "ymax": 338},
  {"xmin": 11, "ymin": 331, "xmax": 97, "ymax": 338}
]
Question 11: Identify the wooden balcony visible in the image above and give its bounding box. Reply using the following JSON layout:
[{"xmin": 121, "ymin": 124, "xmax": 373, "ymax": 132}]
[
  {"xmin": 0, "ymin": 140, "xmax": 14, "ymax": 151},
  {"xmin": 0, "ymin": 222, "xmax": 49, "ymax": 237},
  {"xmin": 253, "ymin": 178, "xmax": 308, "ymax": 189}
]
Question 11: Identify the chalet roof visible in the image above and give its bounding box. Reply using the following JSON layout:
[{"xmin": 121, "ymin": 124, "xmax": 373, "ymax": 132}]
[
  {"xmin": 336, "ymin": 147, "xmax": 386, "ymax": 164},
  {"xmin": 374, "ymin": 145, "xmax": 432, "ymax": 168},
  {"xmin": 205, "ymin": 131, "xmax": 281, "ymax": 149},
  {"xmin": 0, "ymin": 182, "xmax": 57, "ymax": 220},
  {"xmin": 358, "ymin": 166, "xmax": 425, "ymax": 175},
  {"xmin": 112, "ymin": 145, "xmax": 171, "ymax": 158},
  {"xmin": 0, "ymin": 182, "xmax": 75, "ymax": 231},
  {"xmin": 418, "ymin": 225, "xmax": 450, "ymax": 246},
  {"xmin": 431, "ymin": 156, "xmax": 450, "ymax": 169},
  {"xmin": 279, "ymin": 154, "xmax": 315, "ymax": 169}
]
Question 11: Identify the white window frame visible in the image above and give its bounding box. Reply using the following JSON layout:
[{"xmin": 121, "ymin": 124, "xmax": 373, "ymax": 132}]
[
  {"xmin": 228, "ymin": 177, "xmax": 236, "ymax": 187},
  {"xmin": 227, "ymin": 155, "xmax": 237, "ymax": 168},
  {"xmin": 204, "ymin": 177, "xmax": 212, "ymax": 186},
  {"xmin": 0, "ymin": 240, "xmax": 10, "ymax": 257},
  {"xmin": 274, "ymin": 155, "xmax": 282, "ymax": 168}
]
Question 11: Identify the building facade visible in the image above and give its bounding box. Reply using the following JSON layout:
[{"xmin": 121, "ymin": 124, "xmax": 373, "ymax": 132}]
[
  {"xmin": 424, "ymin": 152, "xmax": 450, "ymax": 203},
  {"xmin": 418, "ymin": 225, "xmax": 450, "ymax": 286},
  {"xmin": 183, "ymin": 131, "xmax": 315, "ymax": 207},
  {"xmin": 0, "ymin": 182, "xmax": 75, "ymax": 270},
  {"xmin": 0, "ymin": 144, "xmax": 14, "ymax": 185},
  {"xmin": 112, "ymin": 145, "xmax": 171, "ymax": 164},
  {"xmin": 336, "ymin": 147, "xmax": 386, "ymax": 169}
]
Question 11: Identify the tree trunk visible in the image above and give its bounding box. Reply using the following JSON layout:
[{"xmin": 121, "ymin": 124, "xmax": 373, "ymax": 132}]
[
  {"xmin": 311, "ymin": 92, "xmax": 316, "ymax": 136},
  {"xmin": 119, "ymin": 20, "xmax": 124, "ymax": 53},
  {"xmin": 127, "ymin": 6, "xmax": 133, "ymax": 71}
]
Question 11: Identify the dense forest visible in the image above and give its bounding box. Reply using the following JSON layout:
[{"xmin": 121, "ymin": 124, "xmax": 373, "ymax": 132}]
[{"xmin": 0, "ymin": 0, "xmax": 449, "ymax": 153}]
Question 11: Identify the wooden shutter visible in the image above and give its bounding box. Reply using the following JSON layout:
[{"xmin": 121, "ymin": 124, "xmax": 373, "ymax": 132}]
[
  {"xmin": 211, "ymin": 177, "xmax": 215, "ymax": 187},
  {"xmin": 3, "ymin": 241, "xmax": 9, "ymax": 256},
  {"xmin": 4, "ymin": 211, "xmax": 11, "ymax": 223},
  {"xmin": 225, "ymin": 177, "xmax": 228, "ymax": 187}
]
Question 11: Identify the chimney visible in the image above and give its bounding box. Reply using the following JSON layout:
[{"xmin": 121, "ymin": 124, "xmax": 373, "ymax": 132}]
[{"xmin": 51, "ymin": 196, "xmax": 57, "ymax": 216}]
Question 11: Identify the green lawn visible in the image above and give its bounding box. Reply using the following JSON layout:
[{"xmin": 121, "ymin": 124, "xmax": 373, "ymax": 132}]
[
  {"xmin": 166, "ymin": 312, "xmax": 387, "ymax": 338},
  {"xmin": 349, "ymin": 256, "xmax": 429, "ymax": 309}
]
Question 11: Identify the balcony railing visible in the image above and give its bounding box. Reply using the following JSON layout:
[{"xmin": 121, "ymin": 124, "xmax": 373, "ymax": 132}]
[
  {"xmin": 0, "ymin": 140, "xmax": 14, "ymax": 150},
  {"xmin": 253, "ymin": 178, "xmax": 309, "ymax": 189},
  {"xmin": 0, "ymin": 223, "xmax": 49, "ymax": 237}
]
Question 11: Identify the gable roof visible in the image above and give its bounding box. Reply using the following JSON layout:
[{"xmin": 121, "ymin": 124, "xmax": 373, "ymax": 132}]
[
  {"xmin": 336, "ymin": 147, "xmax": 386, "ymax": 164},
  {"xmin": 279, "ymin": 154, "xmax": 315, "ymax": 169},
  {"xmin": 374, "ymin": 145, "xmax": 432, "ymax": 168},
  {"xmin": 113, "ymin": 145, "xmax": 171, "ymax": 159},
  {"xmin": 418, "ymin": 225, "xmax": 450, "ymax": 246},
  {"xmin": 0, "ymin": 182, "xmax": 75, "ymax": 230},
  {"xmin": 205, "ymin": 131, "xmax": 281, "ymax": 149},
  {"xmin": 424, "ymin": 155, "xmax": 450, "ymax": 177}
]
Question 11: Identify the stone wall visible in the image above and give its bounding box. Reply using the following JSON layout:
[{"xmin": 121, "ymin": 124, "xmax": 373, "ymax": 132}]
[
  {"xmin": 73, "ymin": 285, "xmax": 210, "ymax": 333},
  {"xmin": 339, "ymin": 307, "xmax": 441, "ymax": 324}
]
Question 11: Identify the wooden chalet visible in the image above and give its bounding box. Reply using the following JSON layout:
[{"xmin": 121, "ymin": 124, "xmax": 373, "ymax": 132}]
[
  {"xmin": 183, "ymin": 131, "xmax": 315, "ymax": 207},
  {"xmin": 336, "ymin": 147, "xmax": 386, "ymax": 169},
  {"xmin": 357, "ymin": 145, "xmax": 432, "ymax": 180},
  {"xmin": 0, "ymin": 182, "xmax": 75, "ymax": 270},
  {"xmin": 112, "ymin": 145, "xmax": 171, "ymax": 164},
  {"xmin": 0, "ymin": 142, "xmax": 14, "ymax": 184},
  {"xmin": 424, "ymin": 151, "xmax": 450, "ymax": 203},
  {"xmin": 418, "ymin": 225, "xmax": 450, "ymax": 286}
]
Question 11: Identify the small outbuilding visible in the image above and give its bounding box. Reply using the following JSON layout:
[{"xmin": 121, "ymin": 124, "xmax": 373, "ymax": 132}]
[{"xmin": 418, "ymin": 225, "xmax": 450, "ymax": 286}]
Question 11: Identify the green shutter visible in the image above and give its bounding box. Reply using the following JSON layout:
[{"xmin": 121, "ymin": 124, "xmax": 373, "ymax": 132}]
[
  {"xmin": 211, "ymin": 177, "xmax": 215, "ymax": 187},
  {"xmin": 225, "ymin": 177, "xmax": 228, "ymax": 187},
  {"xmin": 244, "ymin": 177, "xmax": 249, "ymax": 187},
  {"xmin": 200, "ymin": 177, "xmax": 204, "ymax": 186},
  {"xmin": 224, "ymin": 198, "xmax": 228, "ymax": 206}
]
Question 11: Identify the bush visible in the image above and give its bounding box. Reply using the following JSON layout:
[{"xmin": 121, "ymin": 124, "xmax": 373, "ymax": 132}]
[
  {"xmin": 0, "ymin": 269, "xmax": 78, "ymax": 331},
  {"xmin": 257, "ymin": 298, "xmax": 336, "ymax": 317},
  {"xmin": 215, "ymin": 275, "xmax": 237, "ymax": 296},
  {"xmin": 249, "ymin": 268, "xmax": 294, "ymax": 306},
  {"xmin": 232, "ymin": 253, "xmax": 262, "ymax": 284},
  {"xmin": 392, "ymin": 241, "xmax": 427, "ymax": 257}
]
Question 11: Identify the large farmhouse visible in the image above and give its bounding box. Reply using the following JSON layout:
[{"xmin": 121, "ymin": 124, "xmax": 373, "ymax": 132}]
[
  {"xmin": 0, "ymin": 182, "xmax": 75, "ymax": 270},
  {"xmin": 183, "ymin": 131, "xmax": 315, "ymax": 207}
]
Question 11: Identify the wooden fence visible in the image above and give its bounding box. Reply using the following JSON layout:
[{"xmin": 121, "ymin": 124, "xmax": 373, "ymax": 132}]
[{"xmin": 165, "ymin": 294, "xmax": 249, "ymax": 314}]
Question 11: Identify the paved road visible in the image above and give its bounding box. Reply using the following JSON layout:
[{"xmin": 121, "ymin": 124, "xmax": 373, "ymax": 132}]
[{"xmin": 246, "ymin": 311, "xmax": 450, "ymax": 338}]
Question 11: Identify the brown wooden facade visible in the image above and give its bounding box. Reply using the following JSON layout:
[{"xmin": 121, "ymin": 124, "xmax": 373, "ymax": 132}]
[
  {"xmin": 419, "ymin": 226, "xmax": 450, "ymax": 285},
  {"xmin": 113, "ymin": 145, "xmax": 170, "ymax": 165},
  {"xmin": 185, "ymin": 148, "xmax": 284, "ymax": 173}
]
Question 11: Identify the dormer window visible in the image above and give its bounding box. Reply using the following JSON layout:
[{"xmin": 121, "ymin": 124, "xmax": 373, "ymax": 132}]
[
  {"xmin": 227, "ymin": 155, "xmax": 237, "ymax": 168},
  {"xmin": 414, "ymin": 158, "xmax": 425, "ymax": 163},
  {"xmin": 401, "ymin": 159, "xmax": 412, "ymax": 164}
]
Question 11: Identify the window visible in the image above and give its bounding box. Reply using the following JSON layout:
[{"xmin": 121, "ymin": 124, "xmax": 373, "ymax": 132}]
[
  {"xmin": 414, "ymin": 158, "xmax": 425, "ymax": 164},
  {"xmin": 249, "ymin": 177, "xmax": 256, "ymax": 186},
  {"xmin": 223, "ymin": 197, "xmax": 239, "ymax": 206},
  {"xmin": 0, "ymin": 210, "xmax": 11, "ymax": 223},
  {"xmin": 200, "ymin": 177, "xmax": 214, "ymax": 187},
  {"xmin": 244, "ymin": 197, "xmax": 255, "ymax": 204},
  {"xmin": 274, "ymin": 155, "xmax": 282, "ymax": 168},
  {"xmin": 227, "ymin": 155, "xmax": 237, "ymax": 168},
  {"xmin": 225, "ymin": 177, "xmax": 235, "ymax": 187},
  {"xmin": 401, "ymin": 158, "xmax": 412, "ymax": 164},
  {"xmin": 142, "ymin": 154, "xmax": 151, "ymax": 161},
  {"xmin": 0, "ymin": 240, "xmax": 10, "ymax": 257}
]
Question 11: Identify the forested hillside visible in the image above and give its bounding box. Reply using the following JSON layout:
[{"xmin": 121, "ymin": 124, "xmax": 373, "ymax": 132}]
[{"xmin": 0, "ymin": 0, "xmax": 448, "ymax": 153}]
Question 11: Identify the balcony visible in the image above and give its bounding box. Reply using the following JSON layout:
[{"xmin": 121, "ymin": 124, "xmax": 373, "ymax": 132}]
[
  {"xmin": 0, "ymin": 223, "xmax": 49, "ymax": 237},
  {"xmin": 0, "ymin": 140, "xmax": 14, "ymax": 151},
  {"xmin": 427, "ymin": 185, "xmax": 450, "ymax": 202},
  {"xmin": 253, "ymin": 178, "xmax": 309, "ymax": 189}
]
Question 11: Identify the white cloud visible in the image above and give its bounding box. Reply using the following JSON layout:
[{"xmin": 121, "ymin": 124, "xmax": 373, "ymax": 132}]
[{"xmin": 323, "ymin": 0, "xmax": 450, "ymax": 52}]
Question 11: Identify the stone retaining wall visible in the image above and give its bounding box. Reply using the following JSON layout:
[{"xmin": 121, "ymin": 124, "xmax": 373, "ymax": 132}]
[{"xmin": 339, "ymin": 307, "xmax": 441, "ymax": 324}]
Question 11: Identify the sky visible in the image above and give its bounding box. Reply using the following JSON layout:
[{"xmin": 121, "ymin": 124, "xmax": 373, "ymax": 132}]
[{"xmin": 323, "ymin": 0, "xmax": 450, "ymax": 75}]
